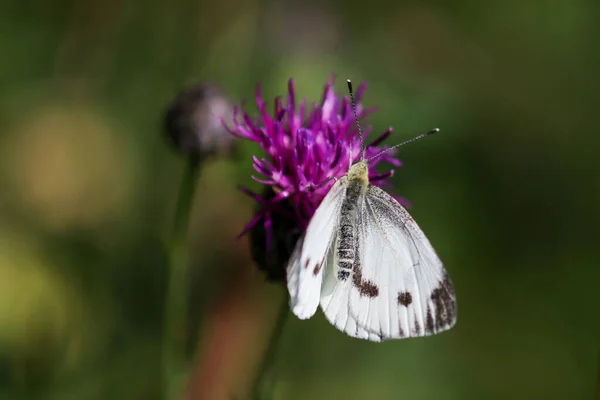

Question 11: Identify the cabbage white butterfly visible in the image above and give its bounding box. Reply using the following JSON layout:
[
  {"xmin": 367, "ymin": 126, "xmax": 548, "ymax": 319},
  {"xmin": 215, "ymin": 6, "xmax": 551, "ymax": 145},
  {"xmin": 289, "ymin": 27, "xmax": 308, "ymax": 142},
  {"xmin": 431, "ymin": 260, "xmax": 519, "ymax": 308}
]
[{"xmin": 286, "ymin": 80, "xmax": 456, "ymax": 341}]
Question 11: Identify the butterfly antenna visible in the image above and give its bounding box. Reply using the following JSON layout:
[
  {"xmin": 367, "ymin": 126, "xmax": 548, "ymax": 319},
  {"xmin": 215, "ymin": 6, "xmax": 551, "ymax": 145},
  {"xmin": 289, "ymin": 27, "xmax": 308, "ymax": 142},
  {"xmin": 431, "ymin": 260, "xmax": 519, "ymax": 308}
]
[
  {"xmin": 347, "ymin": 79, "xmax": 365, "ymax": 166},
  {"xmin": 366, "ymin": 128, "xmax": 440, "ymax": 163}
]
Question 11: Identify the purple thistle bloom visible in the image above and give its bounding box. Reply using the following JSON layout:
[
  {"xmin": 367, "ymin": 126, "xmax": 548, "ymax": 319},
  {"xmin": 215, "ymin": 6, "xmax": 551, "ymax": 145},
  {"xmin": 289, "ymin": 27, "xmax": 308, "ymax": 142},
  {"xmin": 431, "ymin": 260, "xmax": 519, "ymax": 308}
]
[{"xmin": 225, "ymin": 78, "xmax": 408, "ymax": 278}]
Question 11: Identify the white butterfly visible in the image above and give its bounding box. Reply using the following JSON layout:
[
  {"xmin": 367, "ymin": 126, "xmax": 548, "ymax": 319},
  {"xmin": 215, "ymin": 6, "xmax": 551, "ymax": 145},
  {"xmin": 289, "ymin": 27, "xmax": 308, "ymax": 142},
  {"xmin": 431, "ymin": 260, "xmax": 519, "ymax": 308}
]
[{"xmin": 285, "ymin": 80, "xmax": 456, "ymax": 342}]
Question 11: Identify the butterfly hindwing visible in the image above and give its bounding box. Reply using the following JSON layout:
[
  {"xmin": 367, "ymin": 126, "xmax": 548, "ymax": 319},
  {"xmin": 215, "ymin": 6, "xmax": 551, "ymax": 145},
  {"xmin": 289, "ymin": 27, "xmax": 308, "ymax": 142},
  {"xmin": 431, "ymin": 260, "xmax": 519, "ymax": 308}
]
[{"xmin": 286, "ymin": 177, "xmax": 347, "ymax": 319}]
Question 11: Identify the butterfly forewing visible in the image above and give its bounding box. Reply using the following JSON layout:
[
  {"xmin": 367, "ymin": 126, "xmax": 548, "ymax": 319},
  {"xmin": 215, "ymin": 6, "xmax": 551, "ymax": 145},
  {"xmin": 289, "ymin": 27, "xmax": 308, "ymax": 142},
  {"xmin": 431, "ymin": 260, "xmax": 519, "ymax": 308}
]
[
  {"xmin": 348, "ymin": 185, "xmax": 456, "ymax": 340},
  {"xmin": 287, "ymin": 177, "xmax": 347, "ymax": 319}
]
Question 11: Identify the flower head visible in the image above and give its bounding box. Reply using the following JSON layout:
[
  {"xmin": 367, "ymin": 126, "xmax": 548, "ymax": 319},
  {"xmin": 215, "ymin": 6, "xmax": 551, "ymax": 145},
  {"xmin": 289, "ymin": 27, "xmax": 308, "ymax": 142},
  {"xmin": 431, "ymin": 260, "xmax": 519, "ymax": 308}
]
[{"xmin": 225, "ymin": 78, "xmax": 407, "ymax": 279}]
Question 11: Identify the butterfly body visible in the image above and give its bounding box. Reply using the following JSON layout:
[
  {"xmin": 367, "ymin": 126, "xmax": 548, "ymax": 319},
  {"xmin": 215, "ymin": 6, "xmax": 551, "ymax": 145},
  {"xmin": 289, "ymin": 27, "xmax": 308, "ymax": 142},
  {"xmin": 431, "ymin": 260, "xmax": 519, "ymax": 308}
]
[{"xmin": 336, "ymin": 161, "xmax": 369, "ymax": 282}]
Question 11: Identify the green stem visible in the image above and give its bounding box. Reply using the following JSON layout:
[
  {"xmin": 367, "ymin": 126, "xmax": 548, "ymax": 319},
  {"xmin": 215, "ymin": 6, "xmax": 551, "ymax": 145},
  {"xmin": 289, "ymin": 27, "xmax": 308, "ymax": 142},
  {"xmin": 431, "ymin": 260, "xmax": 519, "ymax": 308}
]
[
  {"xmin": 250, "ymin": 295, "xmax": 289, "ymax": 400},
  {"xmin": 163, "ymin": 155, "xmax": 202, "ymax": 400},
  {"xmin": 597, "ymin": 346, "xmax": 600, "ymax": 400}
]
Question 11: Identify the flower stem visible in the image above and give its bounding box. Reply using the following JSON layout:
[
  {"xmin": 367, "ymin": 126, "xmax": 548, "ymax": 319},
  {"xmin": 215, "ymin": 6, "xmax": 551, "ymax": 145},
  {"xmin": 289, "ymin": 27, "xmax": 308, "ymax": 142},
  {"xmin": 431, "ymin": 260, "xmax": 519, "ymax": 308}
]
[
  {"xmin": 597, "ymin": 346, "xmax": 600, "ymax": 400},
  {"xmin": 163, "ymin": 155, "xmax": 202, "ymax": 400},
  {"xmin": 250, "ymin": 294, "xmax": 289, "ymax": 400}
]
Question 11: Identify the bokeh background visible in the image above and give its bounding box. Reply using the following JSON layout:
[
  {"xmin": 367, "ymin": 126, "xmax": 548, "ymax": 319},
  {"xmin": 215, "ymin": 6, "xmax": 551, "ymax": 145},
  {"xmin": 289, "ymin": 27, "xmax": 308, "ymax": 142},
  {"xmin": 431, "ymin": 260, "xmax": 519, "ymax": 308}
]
[{"xmin": 1, "ymin": 0, "xmax": 599, "ymax": 399}]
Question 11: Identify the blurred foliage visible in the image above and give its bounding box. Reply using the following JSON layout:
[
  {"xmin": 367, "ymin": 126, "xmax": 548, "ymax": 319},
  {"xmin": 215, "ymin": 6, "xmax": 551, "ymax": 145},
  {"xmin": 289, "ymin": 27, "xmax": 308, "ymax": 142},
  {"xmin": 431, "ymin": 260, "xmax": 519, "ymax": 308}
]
[{"xmin": 0, "ymin": 0, "xmax": 599, "ymax": 399}]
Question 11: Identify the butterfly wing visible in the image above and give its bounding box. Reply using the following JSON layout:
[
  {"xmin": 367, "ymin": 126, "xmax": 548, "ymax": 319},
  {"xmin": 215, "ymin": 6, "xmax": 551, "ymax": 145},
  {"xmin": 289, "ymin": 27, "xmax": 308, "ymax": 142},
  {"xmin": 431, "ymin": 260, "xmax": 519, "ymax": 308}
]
[
  {"xmin": 320, "ymin": 255, "xmax": 384, "ymax": 341},
  {"xmin": 321, "ymin": 184, "xmax": 456, "ymax": 341},
  {"xmin": 286, "ymin": 177, "xmax": 347, "ymax": 319}
]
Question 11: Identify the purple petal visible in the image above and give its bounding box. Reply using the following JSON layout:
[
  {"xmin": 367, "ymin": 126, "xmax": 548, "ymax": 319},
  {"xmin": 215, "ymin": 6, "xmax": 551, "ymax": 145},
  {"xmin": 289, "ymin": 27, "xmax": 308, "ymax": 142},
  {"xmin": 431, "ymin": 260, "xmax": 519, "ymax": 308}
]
[
  {"xmin": 252, "ymin": 176, "xmax": 276, "ymax": 185},
  {"xmin": 355, "ymin": 81, "xmax": 367, "ymax": 101},
  {"xmin": 370, "ymin": 170, "xmax": 394, "ymax": 182},
  {"xmin": 368, "ymin": 127, "xmax": 393, "ymax": 148},
  {"xmin": 264, "ymin": 211, "xmax": 273, "ymax": 257},
  {"xmin": 235, "ymin": 210, "xmax": 265, "ymax": 239}
]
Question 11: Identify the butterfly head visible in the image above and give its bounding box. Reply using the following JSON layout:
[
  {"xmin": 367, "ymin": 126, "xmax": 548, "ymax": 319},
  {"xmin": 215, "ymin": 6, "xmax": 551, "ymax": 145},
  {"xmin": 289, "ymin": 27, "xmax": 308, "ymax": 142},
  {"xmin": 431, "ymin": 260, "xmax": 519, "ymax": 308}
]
[{"xmin": 347, "ymin": 160, "xmax": 369, "ymax": 184}]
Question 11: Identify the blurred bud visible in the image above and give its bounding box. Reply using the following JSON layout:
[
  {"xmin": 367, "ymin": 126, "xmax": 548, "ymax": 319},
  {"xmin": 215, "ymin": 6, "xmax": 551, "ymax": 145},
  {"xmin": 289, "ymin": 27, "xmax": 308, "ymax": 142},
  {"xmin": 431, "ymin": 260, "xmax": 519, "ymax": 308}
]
[
  {"xmin": 250, "ymin": 187, "xmax": 301, "ymax": 282},
  {"xmin": 164, "ymin": 82, "xmax": 235, "ymax": 157}
]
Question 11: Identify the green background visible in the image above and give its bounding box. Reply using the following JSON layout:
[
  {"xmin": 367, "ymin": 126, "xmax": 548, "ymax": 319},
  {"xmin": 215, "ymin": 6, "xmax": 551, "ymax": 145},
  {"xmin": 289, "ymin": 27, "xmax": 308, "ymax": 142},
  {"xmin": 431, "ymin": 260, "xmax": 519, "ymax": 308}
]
[{"xmin": 0, "ymin": 0, "xmax": 598, "ymax": 399}]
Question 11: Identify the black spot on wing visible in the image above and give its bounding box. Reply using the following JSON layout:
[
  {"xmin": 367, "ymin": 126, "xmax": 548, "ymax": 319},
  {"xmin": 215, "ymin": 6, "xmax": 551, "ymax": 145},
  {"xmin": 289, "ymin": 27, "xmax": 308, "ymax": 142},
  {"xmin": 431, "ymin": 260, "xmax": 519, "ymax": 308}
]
[
  {"xmin": 397, "ymin": 291, "xmax": 412, "ymax": 307},
  {"xmin": 425, "ymin": 304, "xmax": 434, "ymax": 335},
  {"xmin": 398, "ymin": 323, "xmax": 405, "ymax": 338},
  {"xmin": 352, "ymin": 266, "xmax": 379, "ymax": 298},
  {"xmin": 349, "ymin": 229, "xmax": 378, "ymax": 298},
  {"xmin": 312, "ymin": 263, "xmax": 322, "ymax": 276},
  {"xmin": 430, "ymin": 272, "xmax": 457, "ymax": 331},
  {"xmin": 413, "ymin": 313, "xmax": 421, "ymax": 336}
]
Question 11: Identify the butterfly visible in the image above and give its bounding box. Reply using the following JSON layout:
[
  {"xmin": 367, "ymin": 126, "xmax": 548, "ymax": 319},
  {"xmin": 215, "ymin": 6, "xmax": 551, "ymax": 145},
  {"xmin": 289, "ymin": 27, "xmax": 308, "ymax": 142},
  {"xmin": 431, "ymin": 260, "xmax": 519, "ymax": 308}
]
[{"xmin": 286, "ymin": 80, "xmax": 456, "ymax": 342}]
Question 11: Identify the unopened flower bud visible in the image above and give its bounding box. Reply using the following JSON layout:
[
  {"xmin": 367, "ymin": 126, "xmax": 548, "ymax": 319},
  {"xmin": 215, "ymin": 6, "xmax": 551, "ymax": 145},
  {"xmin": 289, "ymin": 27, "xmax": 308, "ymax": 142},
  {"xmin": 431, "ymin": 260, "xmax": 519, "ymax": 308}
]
[{"xmin": 164, "ymin": 83, "xmax": 234, "ymax": 157}]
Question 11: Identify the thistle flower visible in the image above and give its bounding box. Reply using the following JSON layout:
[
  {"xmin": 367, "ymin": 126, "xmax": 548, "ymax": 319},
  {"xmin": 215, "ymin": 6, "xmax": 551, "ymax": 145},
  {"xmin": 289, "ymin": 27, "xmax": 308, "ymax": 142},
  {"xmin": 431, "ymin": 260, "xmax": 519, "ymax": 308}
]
[{"xmin": 226, "ymin": 78, "xmax": 408, "ymax": 280}]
